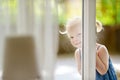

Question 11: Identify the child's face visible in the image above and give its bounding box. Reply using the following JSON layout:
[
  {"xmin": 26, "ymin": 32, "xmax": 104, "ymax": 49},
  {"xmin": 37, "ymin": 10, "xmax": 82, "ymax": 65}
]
[{"xmin": 67, "ymin": 26, "xmax": 82, "ymax": 48}]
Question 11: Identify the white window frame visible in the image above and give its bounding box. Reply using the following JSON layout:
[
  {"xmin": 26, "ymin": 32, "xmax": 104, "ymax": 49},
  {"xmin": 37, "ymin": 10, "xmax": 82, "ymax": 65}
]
[{"xmin": 82, "ymin": 0, "xmax": 96, "ymax": 80}]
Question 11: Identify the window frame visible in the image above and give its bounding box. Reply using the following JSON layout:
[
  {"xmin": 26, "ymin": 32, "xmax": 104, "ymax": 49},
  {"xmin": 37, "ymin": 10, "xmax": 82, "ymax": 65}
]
[{"xmin": 82, "ymin": 0, "xmax": 96, "ymax": 80}]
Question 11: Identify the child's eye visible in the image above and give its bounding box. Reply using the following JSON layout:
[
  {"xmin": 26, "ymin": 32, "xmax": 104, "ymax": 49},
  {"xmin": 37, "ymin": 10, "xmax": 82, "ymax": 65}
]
[
  {"xmin": 77, "ymin": 33, "xmax": 81, "ymax": 37},
  {"xmin": 78, "ymin": 33, "xmax": 81, "ymax": 36},
  {"xmin": 70, "ymin": 36, "xmax": 74, "ymax": 39}
]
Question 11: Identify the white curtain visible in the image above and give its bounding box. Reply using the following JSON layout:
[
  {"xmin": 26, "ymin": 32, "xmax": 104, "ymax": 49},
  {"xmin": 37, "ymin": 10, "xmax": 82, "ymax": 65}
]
[
  {"xmin": 34, "ymin": 0, "xmax": 58, "ymax": 80},
  {"xmin": 0, "ymin": 0, "xmax": 58, "ymax": 80}
]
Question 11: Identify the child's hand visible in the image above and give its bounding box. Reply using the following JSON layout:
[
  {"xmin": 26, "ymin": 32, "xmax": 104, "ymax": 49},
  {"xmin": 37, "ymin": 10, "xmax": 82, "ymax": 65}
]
[{"xmin": 95, "ymin": 44, "xmax": 109, "ymax": 75}]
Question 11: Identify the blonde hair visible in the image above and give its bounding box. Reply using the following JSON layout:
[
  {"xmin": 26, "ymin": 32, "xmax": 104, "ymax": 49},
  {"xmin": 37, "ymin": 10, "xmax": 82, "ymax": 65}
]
[
  {"xmin": 96, "ymin": 20, "xmax": 103, "ymax": 33},
  {"xmin": 59, "ymin": 17, "xmax": 82, "ymax": 34},
  {"xmin": 59, "ymin": 17, "xmax": 103, "ymax": 34}
]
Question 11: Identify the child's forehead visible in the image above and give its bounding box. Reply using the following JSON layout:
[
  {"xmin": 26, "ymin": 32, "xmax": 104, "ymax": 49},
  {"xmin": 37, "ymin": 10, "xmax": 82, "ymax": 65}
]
[
  {"xmin": 67, "ymin": 26, "xmax": 81, "ymax": 35},
  {"xmin": 66, "ymin": 23, "xmax": 81, "ymax": 32},
  {"xmin": 67, "ymin": 25, "xmax": 81, "ymax": 32}
]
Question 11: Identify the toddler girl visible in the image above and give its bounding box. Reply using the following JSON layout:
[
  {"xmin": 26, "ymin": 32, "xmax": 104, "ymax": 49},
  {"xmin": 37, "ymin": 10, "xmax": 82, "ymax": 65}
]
[{"xmin": 60, "ymin": 17, "xmax": 117, "ymax": 80}]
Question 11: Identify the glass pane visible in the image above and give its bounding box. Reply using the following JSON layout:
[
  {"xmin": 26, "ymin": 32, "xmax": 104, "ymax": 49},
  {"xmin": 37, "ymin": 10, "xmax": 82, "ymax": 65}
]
[{"xmin": 57, "ymin": 0, "xmax": 82, "ymax": 80}]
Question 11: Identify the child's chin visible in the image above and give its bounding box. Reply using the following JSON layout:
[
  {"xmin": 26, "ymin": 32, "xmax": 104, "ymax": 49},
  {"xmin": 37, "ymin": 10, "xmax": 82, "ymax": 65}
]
[{"xmin": 76, "ymin": 45, "xmax": 81, "ymax": 48}]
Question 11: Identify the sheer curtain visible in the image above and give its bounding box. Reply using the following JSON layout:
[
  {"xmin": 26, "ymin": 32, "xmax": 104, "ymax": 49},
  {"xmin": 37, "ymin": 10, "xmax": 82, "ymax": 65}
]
[{"xmin": 0, "ymin": 0, "xmax": 58, "ymax": 80}]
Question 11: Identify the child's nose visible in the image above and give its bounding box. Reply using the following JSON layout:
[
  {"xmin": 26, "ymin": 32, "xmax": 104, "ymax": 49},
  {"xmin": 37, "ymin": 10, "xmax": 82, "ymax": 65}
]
[{"xmin": 73, "ymin": 38, "xmax": 78, "ymax": 42}]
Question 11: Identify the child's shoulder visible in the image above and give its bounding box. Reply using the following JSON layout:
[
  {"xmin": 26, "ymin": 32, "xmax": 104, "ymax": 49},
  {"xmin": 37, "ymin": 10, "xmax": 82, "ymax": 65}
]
[
  {"xmin": 96, "ymin": 43, "xmax": 109, "ymax": 56},
  {"xmin": 74, "ymin": 48, "xmax": 81, "ymax": 56},
  {"xmin": 74, "ymin": 48, "xmax": 81, "ymax": 59},
  {"xmin": 96, "ymin": 43, "xmax": 107, "ymax": 50}
]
